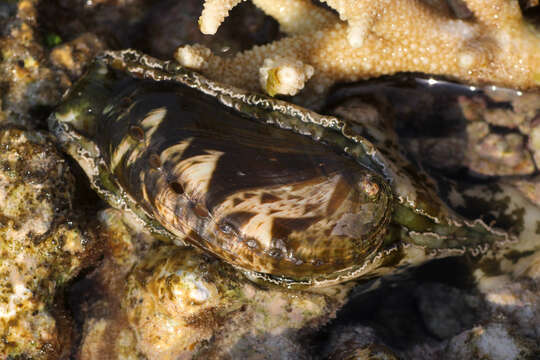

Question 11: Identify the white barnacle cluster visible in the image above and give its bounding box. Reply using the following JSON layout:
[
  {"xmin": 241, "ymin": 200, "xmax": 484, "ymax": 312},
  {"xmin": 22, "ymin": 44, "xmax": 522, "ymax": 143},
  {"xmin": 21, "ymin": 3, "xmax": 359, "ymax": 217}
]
[{"xmin": 188, "ymin": 0, "xmax": 540, "ymax": 97}]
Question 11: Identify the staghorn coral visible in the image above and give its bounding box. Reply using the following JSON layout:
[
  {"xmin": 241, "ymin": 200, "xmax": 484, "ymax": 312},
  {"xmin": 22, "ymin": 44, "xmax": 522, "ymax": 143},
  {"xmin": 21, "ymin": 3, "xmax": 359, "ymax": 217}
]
[
  {"xmin": 199, "ymin": 0, "xmax": 244, "ymax": 35},
  {"xmin": 188, "ymin": 0, "xmax": 540, "ymax": 97},
  {"xmin": 199, "ymin": 0, "xmax": 336, "ymax": 36}
]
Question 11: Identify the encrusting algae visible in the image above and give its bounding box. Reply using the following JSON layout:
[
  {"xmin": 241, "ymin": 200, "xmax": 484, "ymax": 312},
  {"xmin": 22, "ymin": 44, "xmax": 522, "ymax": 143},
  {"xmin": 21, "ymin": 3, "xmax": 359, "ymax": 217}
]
[{"xmin": 178, "ymin": 0, "xmax": 540, "ymax": 96}]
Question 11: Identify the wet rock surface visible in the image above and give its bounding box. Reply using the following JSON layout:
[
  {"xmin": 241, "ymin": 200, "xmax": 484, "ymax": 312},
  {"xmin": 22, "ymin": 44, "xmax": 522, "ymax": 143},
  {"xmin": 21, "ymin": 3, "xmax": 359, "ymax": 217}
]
[
  {"xmin": 0, "ymin": 126, "xmax": 99, "ymax": 359},
  {"xmin": 76, "ymin": 209, "xmax": 350, "ymax": 359},
  {"xmin": 322, "ymin": 79, "xmax": 540, "ymax": 359},
  {"xmin": 0, "ymin": 0, "xmax": 539, "ymax": 359},
  {"xmin": 0, "ymin": 0, "xmax": 67, "ymax": 127}
]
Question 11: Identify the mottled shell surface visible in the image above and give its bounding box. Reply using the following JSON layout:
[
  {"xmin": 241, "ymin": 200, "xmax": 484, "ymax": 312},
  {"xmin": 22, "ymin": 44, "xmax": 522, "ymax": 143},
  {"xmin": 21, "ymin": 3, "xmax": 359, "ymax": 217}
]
[{"xmin": 49, "ymin": 50, "xmax": 511, "ymax": 288}]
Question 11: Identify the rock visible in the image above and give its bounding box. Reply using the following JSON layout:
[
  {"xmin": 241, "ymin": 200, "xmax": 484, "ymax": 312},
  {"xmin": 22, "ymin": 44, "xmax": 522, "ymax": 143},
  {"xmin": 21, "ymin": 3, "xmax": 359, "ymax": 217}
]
[
  {"xmin": 415, "ymin": 283, "xmax": 481, "ymax": 339},
  {"xmin": 0, "ymin": 127, "xmax": 98, "ymax": 359},
  {"xmin": 50, "ymin": 32, "xmax": 106, "ymax": 79},
  {"xmin": 0, "ymin": 0, "xmax": 68, "ymax": 127},
  {"xmin": 444, "ymin": 323, "xmax": 537, "ymax": 360},
  {"xmin": 323, "ymin": 325, "xmax": 400, "ymax": 360},
  {"xmin": 77, "ymin": 208, "xmax": 352, "ymax": 359},
  {"xmin": 459, "ymin": 90, "xmax": 540, "ymax": 176}
]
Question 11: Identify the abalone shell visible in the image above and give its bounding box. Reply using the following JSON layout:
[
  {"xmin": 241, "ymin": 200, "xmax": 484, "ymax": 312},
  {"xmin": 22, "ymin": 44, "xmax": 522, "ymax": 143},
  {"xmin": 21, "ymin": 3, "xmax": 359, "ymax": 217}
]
[
  {"xmin": 49, "ymin": 50, "xmax": 512, "ymax": 288},
  {"xmin": 51, "ymin": 54, "xmax": 393, "ymax": 287},
  {"xmin": 104, "ymin": 79, "xmax": 392, "ymax": 282}
]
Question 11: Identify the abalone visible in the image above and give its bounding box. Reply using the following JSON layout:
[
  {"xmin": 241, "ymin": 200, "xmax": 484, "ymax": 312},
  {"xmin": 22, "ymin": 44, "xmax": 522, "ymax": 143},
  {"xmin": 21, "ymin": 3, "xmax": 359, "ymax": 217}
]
[{"xmin": 48, "ymin": 50, "xmax": 511, "ymax": 288}]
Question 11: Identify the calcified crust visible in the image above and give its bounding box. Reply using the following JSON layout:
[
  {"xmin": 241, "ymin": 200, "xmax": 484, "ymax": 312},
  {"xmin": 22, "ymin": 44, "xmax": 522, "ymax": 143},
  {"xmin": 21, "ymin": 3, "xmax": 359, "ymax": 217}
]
[
  {"xmin": 49, "ymin": 50, "xmax": 512, "ymax": 288},
  {"xmin": 193, "ymin": 0, "xmax": 540, "ymax": 95}
]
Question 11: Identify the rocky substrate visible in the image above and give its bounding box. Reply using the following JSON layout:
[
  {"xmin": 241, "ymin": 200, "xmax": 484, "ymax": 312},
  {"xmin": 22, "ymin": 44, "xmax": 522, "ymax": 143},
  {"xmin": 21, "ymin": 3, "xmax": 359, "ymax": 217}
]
[{"xmin": 0, "ymin": 0, "xmax": 539, "ymax": 359}]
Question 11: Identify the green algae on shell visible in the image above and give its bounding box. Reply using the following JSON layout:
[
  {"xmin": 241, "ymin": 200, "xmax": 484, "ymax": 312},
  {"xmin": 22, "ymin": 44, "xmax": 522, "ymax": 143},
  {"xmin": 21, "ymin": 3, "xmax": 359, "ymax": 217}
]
[{"xmin": 48, "ymin": 49, "xmax": 513, "ymax": 288}]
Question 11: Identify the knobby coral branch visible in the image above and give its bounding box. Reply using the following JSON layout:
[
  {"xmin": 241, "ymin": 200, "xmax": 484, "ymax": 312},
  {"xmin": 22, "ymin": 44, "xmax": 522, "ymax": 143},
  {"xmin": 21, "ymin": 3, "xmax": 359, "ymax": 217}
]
[
  {"xmin": 190, "ymin": 0, "xmax": 540, "ymax": 97},
  {"xmin": 199, "ymin": 0, "xmax": 245, "ymax": 35}
]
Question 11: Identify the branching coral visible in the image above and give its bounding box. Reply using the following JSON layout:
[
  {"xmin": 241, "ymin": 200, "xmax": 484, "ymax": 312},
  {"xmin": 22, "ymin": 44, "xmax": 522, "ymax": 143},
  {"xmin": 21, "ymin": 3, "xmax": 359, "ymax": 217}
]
[
  {"xmin": 199, "ymin": 0, "xmax": 244, "ymax": 34},
  {"xmin": 186, "ymin": 0, "xmax": 540, "ymax": 96}
]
